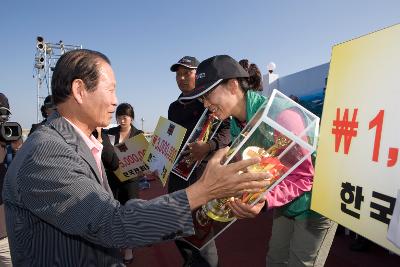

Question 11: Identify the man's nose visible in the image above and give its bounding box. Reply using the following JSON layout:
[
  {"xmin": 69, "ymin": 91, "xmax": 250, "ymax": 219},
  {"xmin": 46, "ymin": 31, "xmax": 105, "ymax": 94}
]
[{"xmin": 112, "ymin": 93, "xmax": 118, "ymax": 107}]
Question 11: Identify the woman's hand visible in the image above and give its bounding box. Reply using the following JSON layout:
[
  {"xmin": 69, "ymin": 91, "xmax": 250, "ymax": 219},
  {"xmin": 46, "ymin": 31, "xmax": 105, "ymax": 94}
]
[
  {"xmin": 187, "ymin": 141, "xmax": 210, "ymax": 162},
  {"xmin": 228, "ymin": 195, "xmax": 266, "ymax": 219}
]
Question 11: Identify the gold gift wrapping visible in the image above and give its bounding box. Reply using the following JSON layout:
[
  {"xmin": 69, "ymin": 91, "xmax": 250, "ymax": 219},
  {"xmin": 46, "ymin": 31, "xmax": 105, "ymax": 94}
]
[{"xmin": 196, "ymin": 136, "xmax": 291, "ymax": 223}]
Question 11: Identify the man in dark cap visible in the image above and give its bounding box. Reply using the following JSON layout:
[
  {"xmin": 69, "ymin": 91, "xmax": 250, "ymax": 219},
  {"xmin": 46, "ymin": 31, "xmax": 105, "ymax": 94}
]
[
  {"xmin": 0, "ymin": 93, "xmax": 10, "ymax": 123},
  {"xmin": 0, "ymin": 92, "xmax": 12, "ymax": 267},
  {"xmin": 28, "ymin": 94, "xmax": 56, "ymax": 136},
  {"xmin": 168, "ymin": 56, "xmax": 231, "ymax": 267}
]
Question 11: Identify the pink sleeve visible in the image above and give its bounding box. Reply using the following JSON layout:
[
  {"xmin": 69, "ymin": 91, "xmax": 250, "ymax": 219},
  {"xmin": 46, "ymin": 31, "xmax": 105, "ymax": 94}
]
[
  {"xmin": 265, "ymin": 108, "xmax": 314, "ymax": 209},
  {"xmin": 265, "ymin": 173, "xmax": 313, "ymax": 209}
]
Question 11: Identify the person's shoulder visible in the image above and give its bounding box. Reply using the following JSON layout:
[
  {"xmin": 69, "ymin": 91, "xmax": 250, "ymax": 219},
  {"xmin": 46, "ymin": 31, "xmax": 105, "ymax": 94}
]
[
  {"xmin": 106, "ymin": 126, "xmax": 120, "ymax": 135},
  {"xmin": 28, "ymin": 123, "xmax": 40, "ymax": 136},
  {"xmin": 168, "ymin": 99, "xmax": 181, "ymax": 109},
  {"xmin": 168, "ymin": 99, "xmax": 182, "ymax": 120},
  {"xmin": 27, "ymin": 125, "xmax": 66, "ymax": 147},
  {"xmin": 19, "ymin": 126, "xmax": 75, "ymax": 168},
  {"xmin": 247, "ymin": 90, "xmax": 266, "ymax": 99},
  {"xmin": 131, "ymin": 126, "xmax": 143, "ymax": 136}
]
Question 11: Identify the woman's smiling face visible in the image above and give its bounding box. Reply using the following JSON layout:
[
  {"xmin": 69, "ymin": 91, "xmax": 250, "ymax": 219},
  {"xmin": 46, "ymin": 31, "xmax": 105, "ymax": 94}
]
[{"xmin": 201, "ymin": 80, "xmax": 240, "ymax": 120}]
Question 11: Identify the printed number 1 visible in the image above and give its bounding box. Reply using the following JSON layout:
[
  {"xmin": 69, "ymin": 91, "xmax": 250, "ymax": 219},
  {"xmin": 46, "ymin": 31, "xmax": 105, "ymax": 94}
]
[{"xmin": 368, "ymin": 110, "xmax": 384, "ymax": 162}]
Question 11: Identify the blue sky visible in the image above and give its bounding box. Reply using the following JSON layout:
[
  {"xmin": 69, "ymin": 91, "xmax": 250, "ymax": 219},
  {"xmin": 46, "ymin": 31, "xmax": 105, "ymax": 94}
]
[{"xmin": 1, "ymin": 0, "xmax": 399, "ymax": 131}]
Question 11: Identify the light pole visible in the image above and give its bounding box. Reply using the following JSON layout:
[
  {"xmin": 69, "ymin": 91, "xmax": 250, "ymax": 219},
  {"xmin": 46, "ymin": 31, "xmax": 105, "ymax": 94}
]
[
  {"xmin": 141, "ymin": 118, "xmax": 144, "ymax": 131},
  {"xmin": 262, "ymin": 62, "xmax": 279, "ymax": 97},
  {"xmin": 267, "ymin": 62, "xmax": 276, "ymax": 73},
  {"xmin": 33, "ymin": 36, "xmax": 82, "ymax": 122}
]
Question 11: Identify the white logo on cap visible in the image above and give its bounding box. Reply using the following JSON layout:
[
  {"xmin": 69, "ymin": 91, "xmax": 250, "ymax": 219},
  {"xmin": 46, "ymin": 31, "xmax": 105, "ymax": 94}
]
[{"xmin": 196, "ymin": 73, "xmax": 205, "ymax": 79}]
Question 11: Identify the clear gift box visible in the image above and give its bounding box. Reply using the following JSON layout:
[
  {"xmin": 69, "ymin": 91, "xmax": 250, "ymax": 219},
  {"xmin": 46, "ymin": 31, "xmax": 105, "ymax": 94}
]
[{"xmin": 183, "ymin": 89, "xmax": 320, "ymax": 250}]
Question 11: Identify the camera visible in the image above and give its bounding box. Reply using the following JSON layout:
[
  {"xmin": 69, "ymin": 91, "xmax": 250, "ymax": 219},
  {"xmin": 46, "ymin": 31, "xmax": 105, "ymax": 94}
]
[
  {"xmin": 0, "ymin": 122, "xmax": 22, "ymax": 142},
  {"xmin": 0, "ymin": 106, "xmax": 22, "ymax": 142}
]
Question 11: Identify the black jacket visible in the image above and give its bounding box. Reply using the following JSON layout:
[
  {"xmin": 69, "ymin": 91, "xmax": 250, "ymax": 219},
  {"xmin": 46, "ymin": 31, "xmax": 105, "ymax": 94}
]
[
  {"xmin": 106, "ymin": 125, "xmax": 144, "ymax": 145},
  {"xmin": 167, "ymin": 96, "xmax": 231, "ymax": 193},
  {"xmin": 28, "ymin": 119, "xmax": 47, "ymax": 136},
  {"xmin": 103, "ymin": 125, "xmax": 144, "ymax": 202}
]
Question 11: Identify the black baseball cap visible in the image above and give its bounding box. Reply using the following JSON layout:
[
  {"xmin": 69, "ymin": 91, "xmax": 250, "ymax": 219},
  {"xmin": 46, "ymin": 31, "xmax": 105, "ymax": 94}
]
[
  {"xmin": 0, "ymin": 93, "xmax": 10, "ymax": 121},
  {"xmin": 170, "ymin": 56, "xmax": 200, "ymax": 72},
  {"xmin": 179, "ymin": 55, "xmax": 249, "ymax": 101},
  {"xmin": 0, "ymin": 93, "xmax": 9, "ymax": 110}
]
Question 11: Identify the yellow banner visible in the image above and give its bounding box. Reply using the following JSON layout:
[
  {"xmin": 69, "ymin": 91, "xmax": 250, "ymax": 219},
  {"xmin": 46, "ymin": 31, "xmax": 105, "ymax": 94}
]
[
  {"xmin": 312, "ymin": 24, "xmax": 400, "ymax": 254},
  {"xmin": 113, "ymin": 133, "xmax": 149, "ymax": 182},
  {"xmin": 143, "ymin": 117, "xmax": 186, "ymax": 186}
]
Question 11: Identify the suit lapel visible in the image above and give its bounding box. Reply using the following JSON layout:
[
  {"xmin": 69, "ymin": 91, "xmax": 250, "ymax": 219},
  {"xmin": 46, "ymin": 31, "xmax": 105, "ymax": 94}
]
[
  {"xmin": 48, "ymin": 112, "xmax": 103, "ymax": 185},
  {"xmin": 100, "ymin": 162, "xmax": 113, "ymax": 195},
  {"xmin": 76, "ymin": 145, "xmax": 103, "ymax": 185}
]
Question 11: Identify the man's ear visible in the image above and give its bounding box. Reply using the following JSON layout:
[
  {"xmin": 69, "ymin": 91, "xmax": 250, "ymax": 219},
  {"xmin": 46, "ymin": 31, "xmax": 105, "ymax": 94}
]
[{"xmin": 71, "ymin": 79, "xmax": 86, "ymax": 104}]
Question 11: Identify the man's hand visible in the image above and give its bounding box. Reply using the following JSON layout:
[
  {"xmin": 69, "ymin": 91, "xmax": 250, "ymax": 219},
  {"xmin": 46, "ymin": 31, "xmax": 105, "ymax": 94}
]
[
  {"xmin": 0, "ymin": 142, "xmax": 6, "ymax": 163},
  {"xmin": 186, "ymin": 147, "xmax": 270, "ymax": 210},
  {"xmin": 10, "ymin": 138, "xmax": 23, "ymax": 153},
  {"xmin": 143, "ymin": 170, "xmax": 158, "ymax": 181}
]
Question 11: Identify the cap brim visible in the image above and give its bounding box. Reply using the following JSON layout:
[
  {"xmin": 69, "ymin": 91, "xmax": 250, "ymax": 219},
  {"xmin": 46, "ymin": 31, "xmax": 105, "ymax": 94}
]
[
  {"xmin": 170, "ymin": 63, "xmax": 197, "ymax": 72},
  {"xmin": 179, "ymin": 79, "xmax": 223, "ymax": 101},
  {"xmin": 0, "ymin": 107, "xmax": 11, "ymax": 116}
]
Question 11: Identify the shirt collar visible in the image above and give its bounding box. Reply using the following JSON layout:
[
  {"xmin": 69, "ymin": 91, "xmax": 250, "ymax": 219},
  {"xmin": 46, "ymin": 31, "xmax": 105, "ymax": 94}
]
[{"xmin": 63, "ymin": 117, "xmax": 103, "ymax": 153}]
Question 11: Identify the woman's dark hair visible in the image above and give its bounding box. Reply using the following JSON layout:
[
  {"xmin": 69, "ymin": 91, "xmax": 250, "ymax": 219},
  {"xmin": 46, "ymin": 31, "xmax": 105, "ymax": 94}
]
[
  {"xmin": 239, "ymin": 59, "xmax": 250, "ymax": 72},
  {"xmin": 51, "ymin": 49, "xmax": 111, "ymax": 105},
  {"xmin": 218, "ymin": 78, "xmax": 250, "ymax": 92},
  {"xmin": 247, "ymin": 63, "xmax": 263, "ymax": 91},
  {"xmin": 219, "ymin": 62, "xmax": 263, "ymax": 92},
  {"xmin": 116, "ymin": 103, "xmax": 135, "ymax": 119},
  {"xmin": 221, "ymin": 59, "xmax": 263, "ymax": 92},
  {"xmin": 40, "ymin": 105, "xmax": 48, "ymax": 119}
]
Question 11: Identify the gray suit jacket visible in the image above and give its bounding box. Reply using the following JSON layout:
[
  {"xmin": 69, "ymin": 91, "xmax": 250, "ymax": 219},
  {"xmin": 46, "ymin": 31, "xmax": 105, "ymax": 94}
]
[{"xmin": 2, "ymin": 113, "xmax": 194, "ymax": 266}]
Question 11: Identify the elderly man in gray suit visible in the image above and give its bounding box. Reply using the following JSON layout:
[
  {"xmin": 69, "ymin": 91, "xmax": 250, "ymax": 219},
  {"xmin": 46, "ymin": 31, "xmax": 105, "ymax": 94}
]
[{"xmin": 2, "ymin": 49, "xmax": 268, "ymax": 266}]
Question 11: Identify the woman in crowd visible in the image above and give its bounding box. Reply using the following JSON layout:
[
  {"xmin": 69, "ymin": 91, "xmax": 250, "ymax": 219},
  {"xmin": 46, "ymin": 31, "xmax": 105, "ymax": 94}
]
[
  {"xmin": 179, "ymin": 55, "xmax": 335, "ymax": 267},
  {"xmin": 103, "ymin": 102, "xmax": 146, "ymax": 264}
]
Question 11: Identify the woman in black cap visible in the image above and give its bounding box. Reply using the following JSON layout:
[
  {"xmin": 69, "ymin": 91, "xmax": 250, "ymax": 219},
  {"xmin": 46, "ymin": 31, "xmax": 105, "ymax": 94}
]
[{"xmin": 180, "ymin": 55, "xmax": 334, "ymax": 267}]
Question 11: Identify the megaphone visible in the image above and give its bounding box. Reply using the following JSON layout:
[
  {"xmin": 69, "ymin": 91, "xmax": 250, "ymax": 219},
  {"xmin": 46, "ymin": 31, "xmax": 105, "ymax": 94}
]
[
  {"xmin": 36, "ymin": 36, "xmax": 44, "ymax": 51},
  {"xmin": 34, "ymin": 56, "xmax": 45, "ymax": 69}
]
